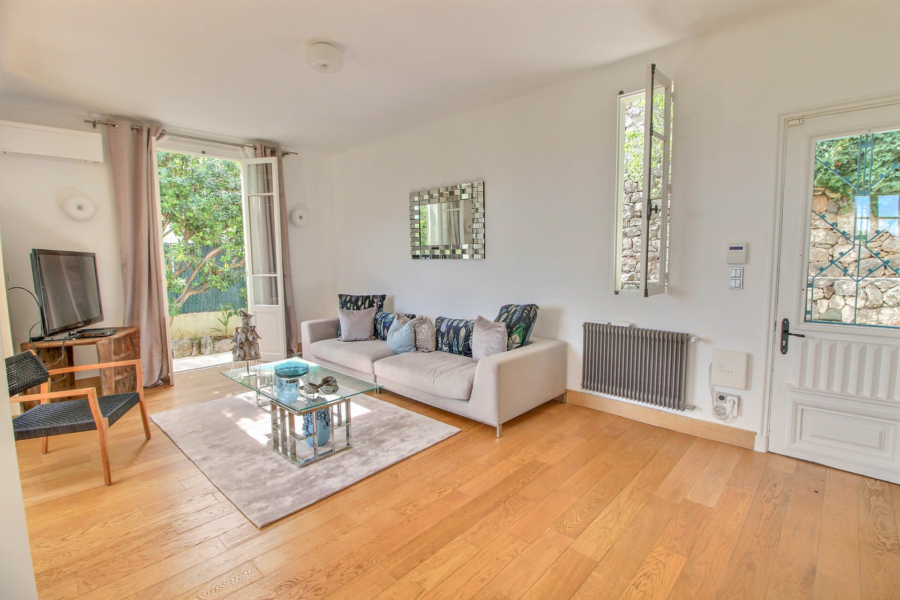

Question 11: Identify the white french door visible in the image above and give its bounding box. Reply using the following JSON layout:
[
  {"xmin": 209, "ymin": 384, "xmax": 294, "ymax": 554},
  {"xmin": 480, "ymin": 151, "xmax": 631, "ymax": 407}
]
[
  {"xmin": 769, "ymin": 99, "xmax": 900, "ymax": 483},
  {"xmin": 241, "ymin": 157, "xmax": 286, "ymax": 362}
]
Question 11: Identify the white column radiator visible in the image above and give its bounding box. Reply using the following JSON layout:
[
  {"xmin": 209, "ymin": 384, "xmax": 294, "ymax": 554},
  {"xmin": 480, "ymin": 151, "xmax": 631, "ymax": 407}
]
[{"xmin": 582, "ymin": 323, "xmax": 692, "ymax": 411}]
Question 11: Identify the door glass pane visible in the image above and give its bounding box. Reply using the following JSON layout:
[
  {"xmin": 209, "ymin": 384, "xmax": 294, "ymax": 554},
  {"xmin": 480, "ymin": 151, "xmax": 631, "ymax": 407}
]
[
  {"xmin": 651, "ymin": 83, "xmax": 666, "ymax": 136},
  {"xmin": 618, "ymin": 94, "xmax": 644, "ymax": 291},
  {"xmin": 251, "ymin": 276, "xmax": 278, "ymax": 305},
  {"xmin": 248, "ymin": 195, "xmax": 277, "ymax": 276},
  {"xmin": 245, "ymin": 162, "xmax": 274, "ymax": 196},
  {"xmin": 646, "ymin": 134, "xmax": 663, "ymax": 284},
  {"xmin": 806, "ymin": 130, "xmax": 900, "ymax": 328}
]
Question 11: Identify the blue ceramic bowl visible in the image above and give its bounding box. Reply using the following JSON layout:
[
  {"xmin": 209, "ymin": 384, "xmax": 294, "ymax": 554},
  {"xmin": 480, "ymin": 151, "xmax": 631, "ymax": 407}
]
[{"xmin": 274, "ymin": 363, "xmax": 309, "ymax": 379}]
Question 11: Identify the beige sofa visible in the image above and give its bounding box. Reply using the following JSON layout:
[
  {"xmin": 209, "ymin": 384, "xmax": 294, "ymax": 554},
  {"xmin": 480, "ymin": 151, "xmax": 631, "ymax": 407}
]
[{"xmin": 300, "ymin": 318, "xmax": 567, "ymax": 436}]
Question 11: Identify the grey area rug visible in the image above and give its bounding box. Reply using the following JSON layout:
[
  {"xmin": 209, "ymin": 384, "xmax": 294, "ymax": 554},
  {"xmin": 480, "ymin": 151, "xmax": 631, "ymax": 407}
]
[{"xmin": 151, "ymin": 393, "xmax": 460, "ymax": 527}]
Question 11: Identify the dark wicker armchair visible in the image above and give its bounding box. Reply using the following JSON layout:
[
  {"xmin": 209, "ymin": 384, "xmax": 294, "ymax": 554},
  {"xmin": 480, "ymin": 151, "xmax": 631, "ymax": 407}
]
[{"xmin": 6, "ymin": 351, "xmax": 151, "ymax": 486}]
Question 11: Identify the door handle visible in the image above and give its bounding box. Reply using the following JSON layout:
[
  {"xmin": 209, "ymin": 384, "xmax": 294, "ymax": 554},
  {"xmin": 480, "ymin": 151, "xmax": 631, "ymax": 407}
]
[{"xmin": 780, "ymin": 318, "xmax": 805, "ymax": 355}]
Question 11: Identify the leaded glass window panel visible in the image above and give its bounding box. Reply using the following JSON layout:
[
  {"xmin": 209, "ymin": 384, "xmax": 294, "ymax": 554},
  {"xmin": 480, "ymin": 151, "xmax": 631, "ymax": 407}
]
[{"xmin": 806, "ymin": 130, "xmax": 900, "ymax": 328}]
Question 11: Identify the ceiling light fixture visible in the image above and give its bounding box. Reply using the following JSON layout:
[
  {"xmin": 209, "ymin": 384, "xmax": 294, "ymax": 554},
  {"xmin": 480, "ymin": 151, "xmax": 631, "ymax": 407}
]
[{"xmin": 307, "ymin": 42, "xmax": 344, "ymax": 74}]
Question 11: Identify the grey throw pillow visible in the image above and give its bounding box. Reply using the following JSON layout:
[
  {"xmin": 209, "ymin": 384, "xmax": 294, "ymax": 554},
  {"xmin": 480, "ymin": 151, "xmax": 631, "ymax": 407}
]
[
  {"xmin": 472, "ymin": 315, "xmax": 507, "ymax": 361},
  {"xmin": 338, "ymin": 307, "xmax": 377, "ymax": 341},
  {"xmin": 411, "ymin": 316, "xmax": 436, "ymax": 352}
]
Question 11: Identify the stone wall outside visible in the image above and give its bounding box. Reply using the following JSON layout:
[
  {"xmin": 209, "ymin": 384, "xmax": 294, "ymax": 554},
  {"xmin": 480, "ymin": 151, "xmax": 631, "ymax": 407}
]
[{"xmin": 807, "ymin": 190, "xmax": 900, "ymax": 326}]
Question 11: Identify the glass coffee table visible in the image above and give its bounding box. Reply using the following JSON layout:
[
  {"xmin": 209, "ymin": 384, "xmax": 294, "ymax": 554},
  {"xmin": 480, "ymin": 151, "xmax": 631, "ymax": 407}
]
[{"xmin": 221, "ymin": 358, "xmax": 381, "ymax": 466}]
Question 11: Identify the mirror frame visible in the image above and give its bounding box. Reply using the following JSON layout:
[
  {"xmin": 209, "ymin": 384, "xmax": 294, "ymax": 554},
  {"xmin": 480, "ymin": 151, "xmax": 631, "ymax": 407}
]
[{"xmin": 410, "ymin": 181, "xmax": 485, "ymax": 259}]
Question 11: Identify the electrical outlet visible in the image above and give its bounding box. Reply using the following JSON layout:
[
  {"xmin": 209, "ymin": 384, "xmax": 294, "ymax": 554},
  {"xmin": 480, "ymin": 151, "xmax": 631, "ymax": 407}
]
[
  {"xmin": 715, "ymin": 392, "xmax": 740, "ymax": 404},
  {"xmin": 713, "ymin": 392, "xmax": 741, "ymax": 420}
]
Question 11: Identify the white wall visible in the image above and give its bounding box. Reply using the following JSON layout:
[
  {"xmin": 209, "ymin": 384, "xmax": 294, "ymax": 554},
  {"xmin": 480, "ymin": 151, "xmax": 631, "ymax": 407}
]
[
  {"xmin": 327, "ymin": 2, "xmax": 900, "ymax": 435},
  {"xmin": 282, "ymin": 150, "xmax": 337, "ymax": 327},
  {"xmin": 0, "ymin": 103, "xmax": 123, "ymax": 371}
]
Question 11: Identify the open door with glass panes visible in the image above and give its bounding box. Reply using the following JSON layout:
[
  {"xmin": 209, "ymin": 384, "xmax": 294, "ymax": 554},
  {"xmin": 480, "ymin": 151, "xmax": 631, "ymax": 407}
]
[{"xmin": 241, "ymin": 157, "xmax": 286, "ymax": 362}]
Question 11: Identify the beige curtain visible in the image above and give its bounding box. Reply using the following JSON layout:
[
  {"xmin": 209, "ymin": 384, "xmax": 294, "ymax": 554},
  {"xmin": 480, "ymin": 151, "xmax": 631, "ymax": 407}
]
[
  {"xmin": 108, "ymin": 121, "xmax": 172, "ymax": 386},
  {"xmin": 254, "ymin": 144, "xmax": 299, "ymax": 356}
]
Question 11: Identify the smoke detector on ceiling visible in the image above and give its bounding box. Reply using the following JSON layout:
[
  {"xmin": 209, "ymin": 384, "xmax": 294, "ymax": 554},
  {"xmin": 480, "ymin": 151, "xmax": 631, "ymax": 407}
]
[{"xmin": 307, "ymin": 42, "xmax": 344, "ymax": 74}]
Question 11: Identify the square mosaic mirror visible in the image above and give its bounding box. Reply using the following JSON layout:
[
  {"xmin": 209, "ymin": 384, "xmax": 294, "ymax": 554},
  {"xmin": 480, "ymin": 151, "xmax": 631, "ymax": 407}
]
[{"xmin": 410, "ymin": 181, "xmax": 484, "ymax": 259}]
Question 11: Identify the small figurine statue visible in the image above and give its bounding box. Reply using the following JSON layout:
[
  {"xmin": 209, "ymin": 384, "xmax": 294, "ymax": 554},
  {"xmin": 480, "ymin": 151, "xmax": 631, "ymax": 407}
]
[{"xmin": 231, "ymin": 310, "xmax": 261, "ymax": 370}]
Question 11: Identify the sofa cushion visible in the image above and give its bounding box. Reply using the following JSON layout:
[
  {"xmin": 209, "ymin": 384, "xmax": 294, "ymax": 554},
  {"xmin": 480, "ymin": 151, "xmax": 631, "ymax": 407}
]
[
  {"xmin": 336, "ymin": 294, "xmax": 386, "ymax": 338},
  {"xmin": 412, "ymin": 316, "xmax": 436, "ymax": 352},
  {"xmin": 376, "ymin": 311, "xmax": 417, "ymax": 340},
  {"xmin": 435, "ymin": 316, "xmax": 475, "ymax": 357},
  {"xmin": 386, "ymin": 317, "xmax": 416, "ymax": 354},
  {"xmin": 495, "ymin": 304, "xmax": 540, "ymax": 350},
  {"xmin": 338, "ymin": 307, "xmax": 376, "ymax": 341},
  {"xmin": 472, "ymin": 315, "xmax": 508, "ymax": 361},
  {"xmin": 309, "ymin": 338, "xmax": 395, "ymax": 375},
  {"xmin": 374, "ymin": 351, "xmax": 477, "ymax": 400}
]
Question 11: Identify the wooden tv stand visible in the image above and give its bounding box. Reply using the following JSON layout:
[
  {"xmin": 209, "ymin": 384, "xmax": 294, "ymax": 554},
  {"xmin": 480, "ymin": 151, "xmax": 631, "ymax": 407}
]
[{"xmin": 20, "ymin": 327, "xmax": 140, "ymax": 407}]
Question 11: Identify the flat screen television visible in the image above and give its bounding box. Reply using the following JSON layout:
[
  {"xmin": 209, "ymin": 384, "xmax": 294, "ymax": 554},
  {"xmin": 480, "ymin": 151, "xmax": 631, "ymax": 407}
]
[{"xmin": 30, "ymin": 249, "xmax": 103, "ymax": 336}]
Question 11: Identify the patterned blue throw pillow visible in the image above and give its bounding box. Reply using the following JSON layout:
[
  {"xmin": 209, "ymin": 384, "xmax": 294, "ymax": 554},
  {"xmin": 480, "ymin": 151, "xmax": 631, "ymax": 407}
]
[
  {"xmin": 494, "ymin": 304, "xmax": 539, "ymax": 350},
  {"xmin": 337, "ymin": 294, "xmax": 386, "ymax": 338},
  {"xmin": 375, "ymin": 312, "xmax": 417, "ymax": 341},
  {"xmin": 435, "ymin": 317, "xmax": 476, "ymax": 357}
]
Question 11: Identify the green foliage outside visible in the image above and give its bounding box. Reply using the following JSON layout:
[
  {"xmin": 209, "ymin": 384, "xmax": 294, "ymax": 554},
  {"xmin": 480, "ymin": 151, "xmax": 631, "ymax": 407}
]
[
  {"xmin": 211, "ymin": 304, "xmax": 239, "ymax": 337},
  {"xmin": 623, "ymin": 98, "xmax": 645, "ymax": 186},
  {"xmin": 814, "ymin": 131, "xmax": 900, "ymax": 216},
  {"xmin": 623, "ymin": 94, "xmax": 669, "ymax": 196},
  {"xmin": 158, "ymin": 151, "xmax": 246, "ymax": 319}
]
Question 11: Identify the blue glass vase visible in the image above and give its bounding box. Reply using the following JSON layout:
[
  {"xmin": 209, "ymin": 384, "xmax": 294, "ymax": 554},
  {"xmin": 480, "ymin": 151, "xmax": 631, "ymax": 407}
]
[
  {"xmin": 274, "ymin": 363, "xmax": 309, "ymax": 405},
  {"xmin": 302, "ymin": 409, "xmax": 332, "ymax": 447}
]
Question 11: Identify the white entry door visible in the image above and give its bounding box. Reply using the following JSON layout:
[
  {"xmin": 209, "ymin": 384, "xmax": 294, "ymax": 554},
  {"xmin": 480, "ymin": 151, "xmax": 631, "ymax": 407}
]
[
  {"xmin": 241, "ymin": 157, "xmax": 286, "ymax": 362},
  {"xmin": 769, "ymin": 99, "xmax": 900, "ymax": 483}
]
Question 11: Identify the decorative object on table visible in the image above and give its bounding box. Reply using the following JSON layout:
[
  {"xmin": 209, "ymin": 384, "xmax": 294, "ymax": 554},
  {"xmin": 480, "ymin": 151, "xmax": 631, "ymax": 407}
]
[
  {"xmin": 302, "ymin": 407, "xmax": 332, "ymax": 447},
  {"xmin": 299, "ymin": 375, "xmax": 339, "ymax": 447},
  {"xmin": 494, "ymin": 304, "xmax": 540, "ymax": 350},
  {"xmin": 435, "ymin": 316, "xmax": 476, "ymax": 357},
  {"xmin": 338, "ymin": 307, "xmax": 377, "ymax": 341},
  {"xmin": 386, "ymin": 316, "xmax": 417, "ymax": 354},
  {"xmin": 410, "ymin": 181, "xmax": 484, "ymax": 259},
  {"xmin": 336, "ymin": 294, "xmax": 386, "ymax": 339},
  {"xmin": 231, "ymin": 310, "xmax": 261, "ymax": 370},
  {"xmin": 472, "ymin": 315, "xmax": 508, "ymax": 361},
  {"xmin": 274, "ymin": 363, "xmax": 309, "ymax": 405},
  {"xmin": 303, "ymin": 375, "xmax": 339, "ymax": 398}
]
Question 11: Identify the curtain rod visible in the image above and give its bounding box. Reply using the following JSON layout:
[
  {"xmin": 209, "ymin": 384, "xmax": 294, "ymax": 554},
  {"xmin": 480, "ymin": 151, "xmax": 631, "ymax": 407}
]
[{"xmin": 84, "ymin": 119, "xmax": 298, "ymax": 156}]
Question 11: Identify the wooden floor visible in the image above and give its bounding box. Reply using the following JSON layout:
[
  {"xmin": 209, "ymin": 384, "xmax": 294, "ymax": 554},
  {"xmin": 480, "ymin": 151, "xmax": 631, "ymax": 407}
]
[{"xmin": 16, "ymin": 368, "xmax": 900, "ymax": 600}]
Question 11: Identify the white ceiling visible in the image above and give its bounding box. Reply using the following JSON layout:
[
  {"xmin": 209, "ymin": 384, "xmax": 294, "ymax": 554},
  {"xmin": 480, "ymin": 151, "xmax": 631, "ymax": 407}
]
[{"xmin": 0, "ymin": 0, "xmax": 816, "ymax": 152}]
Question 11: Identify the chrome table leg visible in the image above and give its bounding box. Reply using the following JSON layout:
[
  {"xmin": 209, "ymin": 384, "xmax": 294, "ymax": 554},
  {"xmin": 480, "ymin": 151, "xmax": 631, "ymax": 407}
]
[{"xmin": 287, "ymin": 412, "xmax": 297, "ymax": 462}]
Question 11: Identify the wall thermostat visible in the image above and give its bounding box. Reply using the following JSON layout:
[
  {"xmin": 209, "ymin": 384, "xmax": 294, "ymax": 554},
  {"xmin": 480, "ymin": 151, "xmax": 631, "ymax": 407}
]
[{"xmin": 727, "ymin": 243, "xmax": 748, "ymax": 264}]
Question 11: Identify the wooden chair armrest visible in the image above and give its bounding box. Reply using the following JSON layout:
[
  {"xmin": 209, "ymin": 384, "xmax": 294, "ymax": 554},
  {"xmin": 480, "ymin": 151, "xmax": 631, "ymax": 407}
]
[
  {"xmin": 10, "ymin": 388, "xmax": 98, "ymax": 404},
  {"xmin": 46, "ymin": 359, "xmax": 142, "ymax": 376}
]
